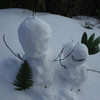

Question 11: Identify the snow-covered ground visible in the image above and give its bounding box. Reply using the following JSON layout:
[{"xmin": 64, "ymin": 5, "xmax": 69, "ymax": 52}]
[{"xmin": 0, "ymin": 8, "xmax": 100, "ymax": 100}]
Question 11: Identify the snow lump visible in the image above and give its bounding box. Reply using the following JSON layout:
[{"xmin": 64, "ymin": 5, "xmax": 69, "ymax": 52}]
[{"xmin": 18, "ymin": 16, "xmax": 55, "ymax": 86}]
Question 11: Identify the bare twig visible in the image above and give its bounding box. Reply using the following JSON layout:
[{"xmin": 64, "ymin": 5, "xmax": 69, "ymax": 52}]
[
  {"xmin": 87, "ymin": 69, "xmax": 100, "ymax": 74},
  {"xmin": 54, "ymin": 42, "xmax": 79, "ymax": 61},
  {"xmin": 3, "ymin": 34, "xmax": 23, "ymax": 61},
  {"xmin": 62, "ymin": 42, "xmax": 79, "ymax": 60},
  {"xmin": 59, "ymin": 47, "xmax": 67, "ymax": 69},
  {"xmin": 54, "ymin": 44, "xmax": 66, "ymax": 61},
  {"xmin": 59, "ymin": 60, "xmax": 66, "ymax": 69},
  {"xmin": 54, "ymin": 42, "xmax": 80, "ymax": 69},
  {"xmin": 54, "ymin": 44, "xmax": 67, "ymax": 69}
]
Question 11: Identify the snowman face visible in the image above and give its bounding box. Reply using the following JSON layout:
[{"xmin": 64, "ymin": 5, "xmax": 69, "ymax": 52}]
[{"xmin": 64, "ymin": 42, "xmax": 88, "ymax": 66}]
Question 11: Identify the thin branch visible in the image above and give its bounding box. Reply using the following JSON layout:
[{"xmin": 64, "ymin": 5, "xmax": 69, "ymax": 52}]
[
  {"xmin": 54, "ymin": 44, "xmax": 66, "ymax": 61},
  {"xmin": 62, "ymin": 42, "xmax": 79, "ymax": 60},
  {"xmin": 54, "ymin": 42, "xmax": 79, "ymax": 69},
  {"xmin": 54, "ymin": 42, "xmax": 79, "ymax": 62},
  {"xmin": 59, "ymin": 48, "xmax": 67, "ymax": 69},
  {"xmin": 59, "ymin": 59, "xmax": 66, "ymax": 69},
  {"xmin": 3, "ymin": 34, "xmax": 23, "ymax": 61},
  {"xmin": 54, "ymin": 44, "xmax": 67, "ymax": 69},
  {"xmin": 87, "ymin": 69, "xmax": 100, "ymax": 74}
]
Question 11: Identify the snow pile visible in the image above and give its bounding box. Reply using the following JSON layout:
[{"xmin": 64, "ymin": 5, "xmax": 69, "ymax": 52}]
[{"xmin": 18, "ymin": 16, "xmax": 55, "ymax": 86}]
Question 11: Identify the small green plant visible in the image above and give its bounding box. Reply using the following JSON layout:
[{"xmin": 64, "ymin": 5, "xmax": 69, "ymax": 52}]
[
  {"xmin": 13, "ymin": 60, "xmax": 34, "ymax": 90},
  {"xmin": 81, "ymin": 32, "xmax": 100, "ymax": 55}
]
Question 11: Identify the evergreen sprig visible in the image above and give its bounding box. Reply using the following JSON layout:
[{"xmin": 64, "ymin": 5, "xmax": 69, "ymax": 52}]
[{"xmin": 13, "ymin": 60, "xmax": 34, "ymax": 90}]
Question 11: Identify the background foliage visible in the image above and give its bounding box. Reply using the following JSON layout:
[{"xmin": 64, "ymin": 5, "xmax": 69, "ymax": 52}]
[
  {"xmin": 0, "ymin": 0, "xmax": 100, "ymax": 18},
  {"xmin": 81, "ymin": 32, "xmax": 100, "ymax": 55}
]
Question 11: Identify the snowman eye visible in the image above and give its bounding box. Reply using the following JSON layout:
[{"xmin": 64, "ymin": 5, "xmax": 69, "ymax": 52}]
[{"xmin": 71, "ymin": 55, "xmax": 85, "ymax": 62}]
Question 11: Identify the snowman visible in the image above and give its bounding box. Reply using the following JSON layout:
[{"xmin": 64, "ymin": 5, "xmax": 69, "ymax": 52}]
[
  {"xmin": 18, "ymin": 16, "xmax": 55, "ymax": 86},
  {"xmin": 60, "ymin": 41, "xmax": 89, "ymax": 84}
]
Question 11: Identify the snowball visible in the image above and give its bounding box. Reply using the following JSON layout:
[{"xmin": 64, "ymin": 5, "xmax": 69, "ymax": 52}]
[
  {"xmin": 63, "ymin": 42, "xmax": 88, "ymax": 66},
  {"xmin": 18, "ymin": 16, "xmax": 51, "ymax": 59}
]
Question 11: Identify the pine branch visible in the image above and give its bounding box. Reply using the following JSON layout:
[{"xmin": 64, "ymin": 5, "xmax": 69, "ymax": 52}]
[{"xmin": 13, "ymin": 60, "xmax": 34, "ymax": 90}]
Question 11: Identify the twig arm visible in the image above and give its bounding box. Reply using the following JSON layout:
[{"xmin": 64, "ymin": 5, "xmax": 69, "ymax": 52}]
[
  {"xmin": 87, "ymin": 68, "xmax": 100, "ymax": 74},
  {"xmin": 3, "ymin": 34, "xmax": 23, "ymax": 61}
]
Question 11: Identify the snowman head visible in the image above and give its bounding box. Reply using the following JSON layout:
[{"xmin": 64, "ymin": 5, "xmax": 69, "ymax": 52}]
[
  {"xmin": 63, "ymin": 42, "xmax": 88, "ymax": 66},
  {"xmin": 18, "ymin": 16, "xmax": 51, "ymax": 59}
]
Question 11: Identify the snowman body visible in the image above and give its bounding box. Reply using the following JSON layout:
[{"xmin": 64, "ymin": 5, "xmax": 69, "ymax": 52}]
[
  {"xmin": 60, "ymin": 42, "xmax": 89, "ymax": 84},
  {"xmin": 18, "ymin": 16, "xmax": 55, "ymax": 86}
]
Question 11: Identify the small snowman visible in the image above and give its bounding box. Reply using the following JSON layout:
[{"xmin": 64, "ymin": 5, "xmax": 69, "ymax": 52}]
[
  {"xmin": 60, "ymin": 41, "xmax": 88, "ymax": 84},
  {"xmin": 18, "ymin": 16, "xmax": 55, "ymax": 86}
]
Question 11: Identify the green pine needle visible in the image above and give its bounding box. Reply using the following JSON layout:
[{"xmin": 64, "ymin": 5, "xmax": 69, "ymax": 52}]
[{"xmin": 13, "ymin": 60, "xmax": 34, "ymax": 90}]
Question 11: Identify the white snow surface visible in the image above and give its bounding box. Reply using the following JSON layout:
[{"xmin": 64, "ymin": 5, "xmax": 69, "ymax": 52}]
[{"xmin": 0, "ymin": 9, "xmax": 100, "ymax": 100}]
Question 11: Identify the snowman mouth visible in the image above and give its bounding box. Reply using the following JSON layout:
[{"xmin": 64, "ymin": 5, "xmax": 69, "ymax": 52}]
[{"xmin": 71, "ymin": 55, "xmax": 85, "ymax": 62}]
